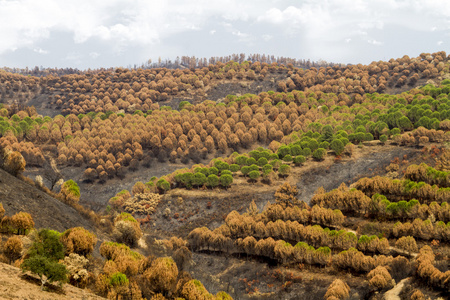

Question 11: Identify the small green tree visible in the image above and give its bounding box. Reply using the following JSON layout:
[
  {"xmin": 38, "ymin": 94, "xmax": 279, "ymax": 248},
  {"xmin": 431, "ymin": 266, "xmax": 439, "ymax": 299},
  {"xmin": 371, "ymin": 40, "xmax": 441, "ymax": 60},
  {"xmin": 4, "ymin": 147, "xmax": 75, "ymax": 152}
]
[
  {"xmin": 257, "ymin": 157, "xmax": 268, "ymax": 167},
  {"xmin": 21, "ymin": 255, "xmax": 68, "ymax": 289},
  {"xmin": 230, "ymin": 164, "xmax": 240, "ymax": 172},
  {"xmin": 235, "ymin": 155, "xmax": 248, "ymax": 166},
  {"xmin": 283, "ymin": 154, "xmax": 293, "ymax": 162},
  {"xmin": 312, "ymin": 148, "xmax": 327, "ymax": 161},
  {"xmin": 270, "ymin": 159, "xmax": 281, "ymax": 170},
  {"xmin": 156, "ymin": 178, "xmax": 170, "ymax": 193},
  {"xmin": 262, "ymin": 164, "xmax": 273, "ymax": 175},
  {"xmin": 302, "ymin": 148, "xmax": 311, "ymax": 157},
  {"xmin": 21, "ymin": 229, "xmax": 68, "ymax": 289},
  {"xmin": 278, "ymin": 164, "xmax": 291, "ymax": 177},
  {"xmin": 248, "ymin": 170, "xmax": 260, "ymax": 183},
  {"xmin": 290, "ymin": 145, "xmax": 302, "ymax": 156},
  {"xmin": 207, "ymin": 174, "xmax": 219, "ymax": 188},
  {"xmin": 330, "ymin": 139, "xmax": 344, "ymax": 156},
  {"xmin": 293, "ymin": 155, "xmax": 306, "ymax": 166},
  {"xmin": 209, "ymin": 167, "xmax": 219, "ymax": 175},
  {"xmin": 241, "ymin": 166, "xmax": 251, "ymax": 177},
  {"xmin": 220, "ymin": 174, "xmax": 233, "ymax": 189},
  {"xmin": 246, "ymin": 157, "xmax": 257, "ymax": 166},
  {"xmin": 192, "ymin": 172, "xmax": 207, "ymax": 188},
  {"xmin": 379, "ymin": 134, "xmax": 388, "ymax": 144},
  {"xmin": 214, "ymin": 160, "xmax": 230, "ymax": 172},
  {"xmin": 277, "ymin": 146, "xmax": 291, "ymax": 159}
]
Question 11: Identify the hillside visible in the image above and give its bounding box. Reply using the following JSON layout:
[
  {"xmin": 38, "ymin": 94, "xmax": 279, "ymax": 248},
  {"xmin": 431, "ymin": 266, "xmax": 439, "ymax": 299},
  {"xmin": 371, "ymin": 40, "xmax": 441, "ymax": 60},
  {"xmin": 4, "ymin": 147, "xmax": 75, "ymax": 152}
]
[
  {"xmin": 0, "ymin": 262, "xmax": 104, "ymax": 300},
  {"xmin": 0, "ymin": 168, "xmax": 95, "ymax": 232},
  {"xmin": 0, "ymin": 52, "xmax": 449, "ymax": 299}
]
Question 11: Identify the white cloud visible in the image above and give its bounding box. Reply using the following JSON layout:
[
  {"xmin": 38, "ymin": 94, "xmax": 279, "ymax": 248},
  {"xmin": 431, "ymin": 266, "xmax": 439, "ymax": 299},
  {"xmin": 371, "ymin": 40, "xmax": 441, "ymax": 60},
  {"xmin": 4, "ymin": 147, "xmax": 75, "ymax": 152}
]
[
  {"xmin": 368, "ymin": 39, "xmax": 383, "ymax": 46},
  {"xmin": 257, "ymin": 6, "xmax": 308, "ymax": 26},
  {"xmin": 33, "ymin": 48, "xmax": 48, "ymax": 54},
  {"xmin": 437, "ymin": 40, "xmax": 444, "ymax": 45},
  {"xmin": 256, "ymin": 0, "xmax": 450, "ymax": 38},
  {"xmin": 1, "ymin": 0, "xmax": 450, "ymax": 68},
  {"xmin": 0, "ymin": 0, "xmax": 270, "ymax": 55},
  {"xmin": 89, "ymin": 52, "xmax": 100, "ymax": 59},
  {"xmin": 262, "ymin": 34, "xmax": 273, "ymax": 41}
]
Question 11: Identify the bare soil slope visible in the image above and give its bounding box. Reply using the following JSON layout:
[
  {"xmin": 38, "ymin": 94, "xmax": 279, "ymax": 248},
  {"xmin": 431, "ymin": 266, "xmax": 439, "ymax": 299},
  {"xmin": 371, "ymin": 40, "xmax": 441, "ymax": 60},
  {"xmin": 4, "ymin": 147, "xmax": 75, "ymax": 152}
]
[
  {"xmin": 0, "ymin": 169, "xmax": 95, "ymax": 232},
  {"xmin": 0, "ymin": 262, "xmax": 104, "ymax": 300}
]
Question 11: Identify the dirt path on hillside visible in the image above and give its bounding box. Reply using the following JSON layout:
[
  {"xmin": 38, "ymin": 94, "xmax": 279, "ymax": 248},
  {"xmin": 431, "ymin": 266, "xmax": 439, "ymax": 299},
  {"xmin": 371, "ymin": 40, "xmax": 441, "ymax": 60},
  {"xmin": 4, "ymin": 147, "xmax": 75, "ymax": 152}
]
[{"xmin": 383, "ymin": 277, "xmax": 410, "ymax": 300}]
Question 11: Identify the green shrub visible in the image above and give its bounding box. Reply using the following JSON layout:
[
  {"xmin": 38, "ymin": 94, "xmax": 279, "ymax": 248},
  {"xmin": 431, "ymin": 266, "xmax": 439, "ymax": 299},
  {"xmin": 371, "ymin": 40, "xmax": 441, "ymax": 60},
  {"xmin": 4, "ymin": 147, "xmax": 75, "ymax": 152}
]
[
  {"xmin": 279, "ymin": 164, "xmax": 291, "ymax": 177},
  {"xmin": 235, "ymin": 155, "xmax": 248, "ymax": 166},
  {"xmin": 293, "ymin": 155, "xmax": 306, "ymax": 166},
  {"xmin": 257, "ymin": 157, "xmax": 268, "ymax": 167},
  {"xmin": 157, "ymin": 179, "xmax": 170, "ymax": 192},
  {"xmin": 319, "ymin": 141, "xmax": 329, "ymax": 149},
  {"xmin": 193, "ymin": 172, "xmax": 207, "ymax": 187},
  {"xmin": 330, "ymin": 139, "xmax": 344, "ymax": 155},
  {"xmin": 230, "ymin": 164, "xmax": 240, "ymax": 172},
  {"xmin": 209, "ymin": 167, "xmax": 219, "ymax": 175},
  {"xmin": 308, "ymin": 139, "xmax": 319, "ymax": 151},
  {"xmin": 290, "ymin": 145, "xmax": 302, "ymax": 156},
  {"xmin": 241, "ymin": 166, "xmax": 251, "ymax": 176},
  {"xmin": 246, "ymin": 157, "xmax": 257, "ymax": 166},
  {"xmin": 220, "ymin": 174, "xmax": 233, "ymax": 188},
  {"xmin": 283, "ymin": 154, "xmax": 293, "ymax": 162},
  {"xmin": 262, "ymin": 164, "xmax": 273, "ymax": 175},
  {"xmin": 277, "ymin": 146, "xmax": 291, "ymax": 159},
  {"xmin": 207, "ymin": 174, "xmax": 219, "ymax": 188},
  {"xmin": 270, "ymin": 159, "xmax": 281, "ymax": 169},
  {"xmin": 249, "ymin": 164, "xmax": 259, "ymax": 172},
  {"xmin": 312, "ymin": 148, "xmax": 327, "ymax": 161},
  {"xmin": 302, "ymin": 148, "xmax": 311, "ymax": 157},
  {"xmin": 248, "ymin": 170, "xmax": 261, "ymax": 181}
]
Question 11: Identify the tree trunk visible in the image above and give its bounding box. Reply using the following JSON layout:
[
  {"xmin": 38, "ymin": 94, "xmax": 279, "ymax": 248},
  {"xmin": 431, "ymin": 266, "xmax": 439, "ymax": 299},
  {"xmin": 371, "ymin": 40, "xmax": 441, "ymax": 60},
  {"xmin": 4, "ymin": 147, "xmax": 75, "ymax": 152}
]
[{"xmin": 41, "ymin": 277, "xmax": 47, "ymax": 290}]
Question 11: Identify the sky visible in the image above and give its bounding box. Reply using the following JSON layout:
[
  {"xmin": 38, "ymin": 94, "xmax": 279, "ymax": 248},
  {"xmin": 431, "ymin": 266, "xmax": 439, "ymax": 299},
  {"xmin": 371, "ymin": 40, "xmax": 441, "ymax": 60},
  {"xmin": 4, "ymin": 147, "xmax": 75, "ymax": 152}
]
[{"xmin": 0, "ymin": 0, "xmax": 449, "ymax": 70}]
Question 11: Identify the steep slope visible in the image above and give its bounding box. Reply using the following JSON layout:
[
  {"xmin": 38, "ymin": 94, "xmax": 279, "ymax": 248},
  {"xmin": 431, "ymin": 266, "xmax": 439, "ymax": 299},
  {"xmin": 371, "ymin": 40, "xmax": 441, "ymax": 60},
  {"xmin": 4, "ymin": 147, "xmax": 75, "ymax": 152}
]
[{"xmin": 0, "ymin": 169, "xmax": 95, "ymax": 232}]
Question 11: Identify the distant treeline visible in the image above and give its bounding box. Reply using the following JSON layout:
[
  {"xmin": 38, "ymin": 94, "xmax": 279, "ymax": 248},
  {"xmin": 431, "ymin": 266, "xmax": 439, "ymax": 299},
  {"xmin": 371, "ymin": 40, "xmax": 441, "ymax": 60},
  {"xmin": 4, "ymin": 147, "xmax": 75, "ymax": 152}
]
[{"xmin": 1, "ymin": 53, "xmax": 339, "ymax": 77}]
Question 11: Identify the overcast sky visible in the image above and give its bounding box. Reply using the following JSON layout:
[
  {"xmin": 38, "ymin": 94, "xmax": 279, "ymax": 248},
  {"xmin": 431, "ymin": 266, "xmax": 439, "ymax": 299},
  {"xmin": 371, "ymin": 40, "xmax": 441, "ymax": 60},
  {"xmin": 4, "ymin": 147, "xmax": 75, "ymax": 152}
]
[{"xmin": 1, "ymin": 0, "xmax": 449, "ymax": 70}]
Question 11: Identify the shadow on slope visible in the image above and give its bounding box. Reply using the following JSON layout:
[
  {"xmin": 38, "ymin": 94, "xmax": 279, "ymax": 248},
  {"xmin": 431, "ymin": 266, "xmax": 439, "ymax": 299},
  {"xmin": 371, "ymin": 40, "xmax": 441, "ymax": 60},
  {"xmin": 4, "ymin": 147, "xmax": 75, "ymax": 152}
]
[{"xmin": 0, "ymin": 169, "xmax": 95, "ymax": 232}]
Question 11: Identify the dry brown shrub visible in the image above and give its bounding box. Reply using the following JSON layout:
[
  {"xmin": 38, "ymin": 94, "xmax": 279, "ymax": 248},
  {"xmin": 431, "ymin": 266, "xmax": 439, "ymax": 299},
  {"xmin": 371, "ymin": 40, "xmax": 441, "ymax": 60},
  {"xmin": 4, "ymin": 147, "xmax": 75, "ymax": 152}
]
[
  {"xmin": 395, "ymin": 236, "xmax": 418, "ymax": 254},
  {"xmin": 143, "ymin": 257, "xmax": 178, "ymax": 295},
  {"xmin": 411, "ymin": 289, "xmax": 425, "ymax": 300},
  {"xmin": 60, "ymin": 227, "xmax": 97, "ymax": 256},
  {"xmin": 367, "ymin": 266, "xmax": 394, "ymax": 290},
  {"xmin": 62, "ymin": 253, "xmax": 90, "ymax": 287},
  {"xmin": 0, "ymin": 202, "xmax": 4, "ymax": 219},
  {"xmin": 180, "ymin": 279, "xmax": 216, "ymax": 300},
  {"xmin": 122, "ymin": 193, "xmax": 162, "ymax": 215},
  {"xmin": 324, "ymin": 279, "xmax": 350, "ymax": 300},
  {"xmin": 3, "ymin": 236, "xmax": 23, "ymax": 264},
  {"xmin": 10, "ymin": 212, "xmax": 34, "ymax": 235}
]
